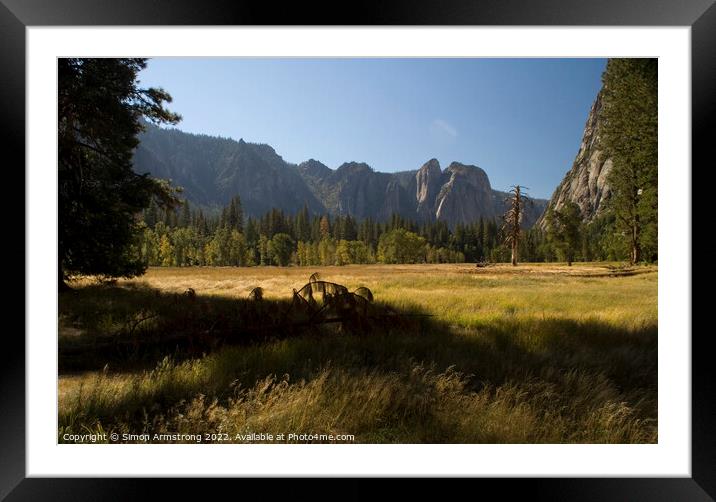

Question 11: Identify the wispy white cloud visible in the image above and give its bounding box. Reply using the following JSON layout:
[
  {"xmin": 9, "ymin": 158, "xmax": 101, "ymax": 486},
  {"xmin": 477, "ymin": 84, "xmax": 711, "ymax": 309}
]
[{"xmin": 430, "ymin": 119, "xmax": 458, "ymax": 139}]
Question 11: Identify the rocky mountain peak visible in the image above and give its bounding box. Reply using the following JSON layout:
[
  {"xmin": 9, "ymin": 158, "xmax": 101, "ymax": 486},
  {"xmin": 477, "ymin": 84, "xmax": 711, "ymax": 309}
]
[
  {"xmin": 415, "ymin": 158, "xmax": 443, "ymax": 220},
  {"xmin": 445, "ymin": 162, "xmax": 491, "ymax": 190},
  {"xmin": 298, "ymin": 158, "xmax": 332, "ymax": 179},
  {"xmin": 420, "ymin": 158, "xmax": 441, "ymax": 173},
  {"xmin": 434, "ymin": 162, "xmax": 495, "ymax": 224},
  {"xmin": 336, "ymin": 162, "xmax": 373, "ymax": 175},
  {"xmin": 133, "ymin": 124, "xmax": 548, "ymax": 228}
]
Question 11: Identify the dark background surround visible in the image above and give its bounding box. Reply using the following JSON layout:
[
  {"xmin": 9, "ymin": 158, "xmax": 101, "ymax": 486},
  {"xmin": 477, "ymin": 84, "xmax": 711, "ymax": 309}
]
[{"xmin": 2, "ymin": 0, "xmax": 711, "ymax": 499}]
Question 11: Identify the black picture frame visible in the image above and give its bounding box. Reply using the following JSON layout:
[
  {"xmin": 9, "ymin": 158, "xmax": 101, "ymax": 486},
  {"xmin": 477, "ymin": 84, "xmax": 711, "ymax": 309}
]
[{"xmin": 3, "ymin": 0, "xmax": 710, "ymax": 499}]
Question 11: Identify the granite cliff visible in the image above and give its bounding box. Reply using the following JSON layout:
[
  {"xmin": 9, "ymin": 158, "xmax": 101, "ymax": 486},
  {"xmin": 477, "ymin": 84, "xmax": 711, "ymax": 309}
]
[
  {"xmin": 539, "ymin": 89, "xmax": 612, "ymax": 228},
  {"xmin": 134, "ymin": 124, "xmax": 547, "ymax": 227}
]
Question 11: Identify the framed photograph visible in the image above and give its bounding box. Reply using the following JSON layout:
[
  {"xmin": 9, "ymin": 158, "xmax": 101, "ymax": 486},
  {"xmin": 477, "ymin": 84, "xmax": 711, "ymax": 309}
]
[{"xmin": 5, "ymin": 0, "xmax": 710, "ymax": 497}]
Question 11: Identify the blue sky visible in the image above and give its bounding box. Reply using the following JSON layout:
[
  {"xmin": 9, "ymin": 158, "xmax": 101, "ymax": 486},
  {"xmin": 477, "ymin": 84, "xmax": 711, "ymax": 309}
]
[{"xmin": 138, "ymin": 58, "xmax": 606, "ymax": 199}]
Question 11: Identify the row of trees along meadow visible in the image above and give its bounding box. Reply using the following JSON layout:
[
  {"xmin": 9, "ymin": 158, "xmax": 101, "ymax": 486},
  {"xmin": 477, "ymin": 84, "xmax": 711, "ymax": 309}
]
[
  {"xmin": 141, "ymin": 198, "xmax": 484, "ymax": 267},
  {"xmin": 138, "ymin": 195, "xmax": 630, "ymax": 268}
]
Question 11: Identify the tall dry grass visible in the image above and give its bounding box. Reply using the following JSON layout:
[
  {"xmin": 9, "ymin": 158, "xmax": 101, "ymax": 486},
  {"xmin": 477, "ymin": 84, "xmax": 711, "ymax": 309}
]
[{"xmin": 59, "ymin": 263, "xmax": 657, "ymax": 443}]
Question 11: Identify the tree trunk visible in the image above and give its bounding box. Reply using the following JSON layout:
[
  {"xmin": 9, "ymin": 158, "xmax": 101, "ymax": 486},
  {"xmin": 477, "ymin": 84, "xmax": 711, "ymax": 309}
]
[
  {"xmin": 631, "ymin": 243, "xmax": 641, "ymax": 264},
  {"xmin": 511, "ymin": 242, "xmax": 517, "ymax": 266},
  {"xmin": 631, "ymin": 214, "xmax": 641, "ymax": 264}
]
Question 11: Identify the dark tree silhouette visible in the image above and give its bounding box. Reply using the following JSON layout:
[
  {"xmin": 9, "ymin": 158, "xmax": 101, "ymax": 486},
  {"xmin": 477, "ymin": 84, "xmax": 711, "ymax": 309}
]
[{"xmin": 58, "ymin": 58, "xmax": 181, "ymax": 289}]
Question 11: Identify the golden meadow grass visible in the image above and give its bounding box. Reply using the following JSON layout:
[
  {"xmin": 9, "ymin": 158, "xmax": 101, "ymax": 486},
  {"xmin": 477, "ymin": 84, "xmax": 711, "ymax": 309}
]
[{"xmin": 59, "ymin": 263, "xmax": 657, "ymax": 443}]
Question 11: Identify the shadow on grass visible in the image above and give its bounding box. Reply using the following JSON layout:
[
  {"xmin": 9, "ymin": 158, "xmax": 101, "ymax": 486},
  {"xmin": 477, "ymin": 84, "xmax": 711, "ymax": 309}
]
[
  {"xmin": 59, "ymin": 281, "xmax": 430, "ymax": 372},
  {"xmin": 59, "ymin": 282, "xmax": 657, "ymax": 442},
  {"xmin": 59, "ymin": 282, "xmax": 657, "ymax": 384}
]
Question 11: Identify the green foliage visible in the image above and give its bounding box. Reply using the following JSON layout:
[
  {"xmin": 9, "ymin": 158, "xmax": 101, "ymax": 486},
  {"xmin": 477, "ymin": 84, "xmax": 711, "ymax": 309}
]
[
  {"xmin": 347, "ymin": 240, "xmax": 372, "ymax": 264},
  {"xmin": 58, "ymin": 58, "xmax": 181, "ymax": 284},
  {"xmin": 601, "ymin": 58, "xmax": 658, "ymax": 263},
  {"xmin": 135, "ymin": 199, "xmax": 611, "ymax": 268},
  {"xmin": 519, "ymin": 227, "xmax": 547, "ymax": 263},
  {"xmin": 159, "ymin": 235, "xmax": 174, "ymax": 267},
  {"xmin": 425, "ymin": 245, "xmax": 465, "ymax": 264},
  {"xmin": 204, "ymin": 227, "xmax": 249, "ymax": 266},
  {"xmin": 377, "ymin": 229, "xmax": 427, "ymax": 264},
  {"xmin": 335, "ymin": 239, "xmax": 351, "ymax": 266},
  {"xmin": 545, "ymin": 201, "xmax": 583, "ymax": 265},
  {"xmin": 581, "ymin": 214, "xmax": 629, "ymax": 262},
  {"xmin": 269, "ymin": 233, "xmax": 295, "ymax": 266},
  {"xmin": 221, "ymin": 196, "xmax": 244, "ymax": 233},
  {"xmin": 318, "ymin": 238, "xmax": 336, "ymax": 266},
  {"xmin": 490, "ymin": 244, "xmax": 511, "ymax": 263},
  {"xmin": 258, "ymin": 235, "xmax": 272, "ymax": 266},
  {"xmin": 140, "ymin": 226, "xmax": 161, "ymax": 266}
]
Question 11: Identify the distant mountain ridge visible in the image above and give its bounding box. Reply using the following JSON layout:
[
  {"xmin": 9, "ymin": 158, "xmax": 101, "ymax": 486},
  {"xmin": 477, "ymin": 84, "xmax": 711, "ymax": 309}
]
[{"xmin": 133, "ymin": 124, "xmax": 547, "ymax": 227}]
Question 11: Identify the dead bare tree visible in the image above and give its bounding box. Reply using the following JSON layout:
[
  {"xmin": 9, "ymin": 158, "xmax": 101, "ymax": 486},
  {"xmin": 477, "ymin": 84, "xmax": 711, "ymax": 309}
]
[{"xmin": 502, "ymin": 185, "xmax": 530, "ymax": 266}]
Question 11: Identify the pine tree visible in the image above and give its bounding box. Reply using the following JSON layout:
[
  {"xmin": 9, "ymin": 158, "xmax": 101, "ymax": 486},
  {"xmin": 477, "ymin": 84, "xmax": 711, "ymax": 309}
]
[
  {"xmin": 295, "ymin": 204, "xmax": 311, "ymax": 242},
  {"xmin": 235, "ymin": 196, "xmax": 244, "ymax": 233},
  {"xmin": 344, "ymin": 215, "xmax": 357, "ymax": 241},
  {"xmin": 545, "ymin": 201, "xmax": 582, "ymax": 266},
  {"xmin": 600, "ymin": 58, "xmax": 658, "ymax": 263},
  {"xmin": 196, "ymin": 209, "xmax": 208, "ymax": 237},
  {"xmin": 159, "ymin": 234, "xmax": 174, "ymax": 267},
  {"xmin": 179, "ymin": 201, "xmax": 191, "ymax": 228},
  {"xmin": 219, "ymin": 205, "xmax": 228, "ymax": 229},
  {"xmin": 226, "ymin": 196, "xmax": 244, "ymax": 233},
  {"xmin": 145, "ymin": 199, "xmax": 159, "ymax": 229},
  {"xmin": 476, "ymin": 217, "xmax": 485, "ymax": 260},
  {"xmin": 58, "ymin": 58, "xmax": 182, "ymax": 288},
  {"xmin": 319, "ymin": 215, "xmax": 331, "ymax": 240}
]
